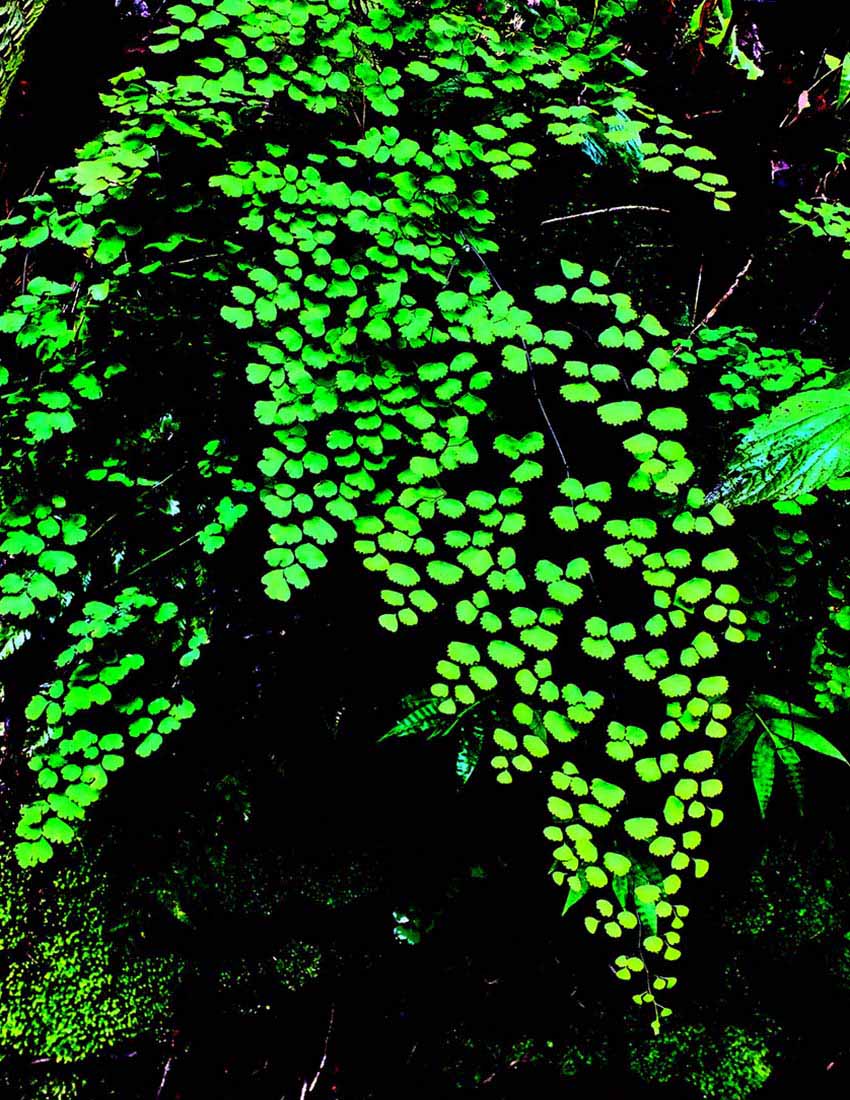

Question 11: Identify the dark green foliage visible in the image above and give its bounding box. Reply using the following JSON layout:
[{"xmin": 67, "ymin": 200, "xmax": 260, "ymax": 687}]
[
  {"xmin": 5, "ymin": 0, "xmax": 850, "ymax": 1090},
  {"xmin": 0, "ymin": 0, "xmax": 750, "ymax": 1028},
  {"xmin": 630, "ymin": 1023, "xmax": 773, "ymax": 1099}
]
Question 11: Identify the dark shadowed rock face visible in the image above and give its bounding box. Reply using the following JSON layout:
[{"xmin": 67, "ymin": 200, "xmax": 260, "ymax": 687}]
[{"xmin": 115, "ymin": 0, "xmax": 151, "ymax": 15}]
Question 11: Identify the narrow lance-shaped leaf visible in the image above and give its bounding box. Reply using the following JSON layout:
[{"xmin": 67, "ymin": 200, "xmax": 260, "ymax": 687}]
[
  {"xmin": 456, "ymin": 727, "xmax": 484, "ymax": 785},
  {"xmin": 751, "ymin": 731, "xmax": 776, "ymax": 817},
  {"xmin": 382, "ymin": 694, "xmax": 445, "ymax": 740},
  {"xmin": 839, "ymin": 51, "xmax": 850, "ymax": 109},
  {"xmin": 773, "ymin": 739, "xmax": 804, "ymax": 813},
  {"xmin": 771, "ymin": 718, "xmax": 849, "ymax": 764},
  {"xmin": 751, "ymin": 693, "xmax": 818, "ymax": 721},
  {"xmin": 718, "ymin": 714, "xmax": 754, "ymax": 762},
  {"xmin": 631, "ymin": 874, "xmax": 659, "ymax": 934},
  {"xmin": 562, "ymin": 872, "xmax": 589, "ymax": 915}
]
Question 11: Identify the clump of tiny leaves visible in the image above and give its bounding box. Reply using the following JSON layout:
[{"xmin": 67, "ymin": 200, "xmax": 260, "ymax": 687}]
[
  {"xmin": 0, "ymin": 0, "xmax": 743, "ymax": 1025},
  {"xmin": 629, "ymin": 1020, "xmax": 774, "ymax": 1099},
  {"xmin": 0, "ymin": 845, "xmax": 179, "ymax": 1062}
]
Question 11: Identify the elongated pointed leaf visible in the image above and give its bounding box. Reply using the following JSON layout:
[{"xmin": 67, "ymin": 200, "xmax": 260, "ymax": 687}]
[
  {"xmin": 456, "ymin": 727, "xmax": 484, "ymax": 784},
  {"xmin": 773, "ymin": 739, "xmax": 804, "ymax": 813},
  {"xmin": 710, "ymin": 387, "xmax": 850, "ymax": 505},
  {"xmin": 772, "ymin": 718, "xmax": 848, "ymax": 763},
  {"xmin": 611, "ymin": 868, "xmax": 629, "ymax": 909},
  {"xmin": 839, "ymin": 52, "xmax": 850, "ymax": 109},
  {"xmin": 630, "ymin": 861, "xmax": 662, "ymax": 934},
  {"xmin": 719, "ymin": 717, "xmax": 754, "ymax": 762},
  {"xmin": 562, "ymin": 872, "xmax": 589, "ymax": 915},
  {"xmin": 752, "ymin": 693, "xmax": 818, "ymax": 721},
  {"xmin": 382, "ymin": 694, "xmax": 445, "ymax": 740},
  {"xmin": 752, "ymin": 732, "xmax": 776, "ymax": 817}
]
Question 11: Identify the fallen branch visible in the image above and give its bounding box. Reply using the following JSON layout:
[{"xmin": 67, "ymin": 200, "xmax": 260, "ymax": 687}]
[
  {"xmin": 541, "ymin": 205, "xmax": 671, "ymax": 225},
  {"xmin": 155, "ymin": 1056, "xmax": 173, "ymax": 1100},
  {"xmin": 692, "ymin": 258, "xmax": 704, "ymax": 327},
  {"xmin": 299, "ymin": 1005, "xmax": 335, "ymax": 1099}
]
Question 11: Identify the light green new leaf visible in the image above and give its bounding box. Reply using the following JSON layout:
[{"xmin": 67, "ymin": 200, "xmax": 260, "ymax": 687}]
[
  {"xmin": 535, "ymin": 284, "xmax": 567, "ymax": 304},
  {"xmin": 592, "ymin": 778, "xmax": 626, "ymax": 808},
  {"xmin": 42, "ymin": 816, "xmax": 75, "ymax": 845},
  {"xmin": 624, "ymin": 816, "xmax": 658, "ymax": 840}
]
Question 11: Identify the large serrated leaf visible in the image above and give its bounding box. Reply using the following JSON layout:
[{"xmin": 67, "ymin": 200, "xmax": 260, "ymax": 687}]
[{"xmin": 710, "ymin": 386, "xmax": 850, "ymax": 505}]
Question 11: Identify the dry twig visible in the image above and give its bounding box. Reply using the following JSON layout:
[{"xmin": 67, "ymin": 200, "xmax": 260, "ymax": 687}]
[
  {"xmin": 688, "ymin": 255, "xmax": 753, "ymax": 337},
  {"xmin": 541, "ymin": 205, "xmax": 671, "ymax": 226}
]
